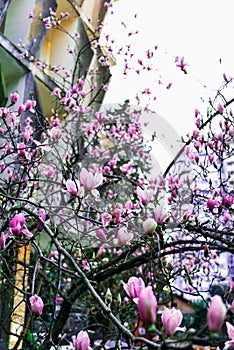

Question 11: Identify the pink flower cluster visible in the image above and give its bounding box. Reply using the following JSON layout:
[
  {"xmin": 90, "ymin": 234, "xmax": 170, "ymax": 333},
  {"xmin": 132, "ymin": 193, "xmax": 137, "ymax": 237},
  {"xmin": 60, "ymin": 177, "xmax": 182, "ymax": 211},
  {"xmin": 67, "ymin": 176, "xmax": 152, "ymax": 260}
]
[{"xmin": 123, "ymin": 276, "xmax": 184, "ymax": 334}]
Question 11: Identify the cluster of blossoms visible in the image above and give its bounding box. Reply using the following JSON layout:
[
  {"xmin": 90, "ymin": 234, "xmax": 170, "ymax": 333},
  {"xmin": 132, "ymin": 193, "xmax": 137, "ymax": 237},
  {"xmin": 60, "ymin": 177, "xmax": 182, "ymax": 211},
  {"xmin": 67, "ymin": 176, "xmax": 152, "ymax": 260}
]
[
  {"xmin": 29, "ymin": 7, "xmax": 70, "ymax": 30},
  {"xmin": 0, "ymin": 2, "xmax": 233, "ymax": 349},
  {"xmin": 123, "ymin": 276, "xmax": 184, "ymax": 335},
  {"xmin": 122, "ymin": 277, "xmax": 234, "ymax": 343}
]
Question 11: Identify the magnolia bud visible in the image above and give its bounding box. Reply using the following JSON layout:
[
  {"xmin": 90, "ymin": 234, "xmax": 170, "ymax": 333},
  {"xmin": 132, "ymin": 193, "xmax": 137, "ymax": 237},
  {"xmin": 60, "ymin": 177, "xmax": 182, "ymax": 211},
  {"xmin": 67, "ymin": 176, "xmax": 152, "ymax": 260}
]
[
  {"xmin": 207, "ymin": 295, "xmax": 226, "ymax": 332},
  {"xmin": 143, "ymin": 218, "xmax": 157, "ymax": 236},
  {"xmin": 161, "ymin": 307, "xmax": 183, "ymax": 336},
  {"xmin": 30, "ymin": 294, "xmax": 44, "ymax": 317},
  {"xmin": 105, "ymin": 288, "xmax": 112, "ymax": 306},
  {"xmin": 137, "ymin": 286, "xmax": 157, "ymax": 325},
  {"xmin": 10, "ymin": 92, "xmax": 19, "ymax": 104}
]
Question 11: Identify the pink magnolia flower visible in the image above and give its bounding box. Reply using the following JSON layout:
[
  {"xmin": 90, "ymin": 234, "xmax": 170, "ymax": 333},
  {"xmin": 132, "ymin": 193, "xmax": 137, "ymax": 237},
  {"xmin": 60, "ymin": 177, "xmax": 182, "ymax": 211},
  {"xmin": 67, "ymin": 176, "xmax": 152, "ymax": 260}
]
[
  {"xmin": 30, "ymin": 294, "xmax": 44, "ymax": 316},
  {"xmin": 25, "ymin": 99, "xmax": 36, "ymax": 112},
  {"xmin": 225, "ymin": 322, "xmax": 234, "ymax": 348},
  {"xmin": 195, "ymin": 118, "xmax": 201, "ymax": 127},
  {"xmin": 80, "ymin": 168, "xmax": 103, "ymax": 191},
  {"xmin": 24, "ymin": 124, "xmax": 33, "ymax": 143},
  {"xmin": 51, "ymin": 87, "xmax": 62, "ymax": 98},
  {"xmin": 7, "ymin": 112, "xmax": 16, "ymax": 128},
  {"xmin": 154, "ymin": 205, "xmax": 167, "ymax": 224},
  {"xmin": 117, "ymin": 227, "xmax": 133, "ymax": 245},
  {"xmin": 223, "ymin": 213, "xmax": 230, "ymax": 223},
  {"xmin": 49, "ymin": 127, "xmax": 62, "ymax": 140},
  {"xmin": 161, "ymin": 307, "xmax": 183, "ymax": 336},
  {"xmin": 109, "ymin": 156, "xmax": 118, "ymax": 168},
  {"xmin": 223, "ymin": 196, "xmax": 234, "ymax": 208},
  {"xmin": 137, "ymin": 187, "xmax": 153, "ymax": 206},
  {"xmin": 230, "ymin": 281, "xmax": 234, "ymax": 291},
  {"xmin": 66, "ymin": 179, "xmax": 82, "ymax": 197},
  {"xmin": 112, "ymin": 208, "xmax": 121, "ymax": 224},
  {"xmin": 143, "ymin": 218, "xmax": 157, "ymax": 235},
  {"xmin": 137, "ymin": 286, "xmax": 157, "ymax": 325},
  {"xmin": 101, "ymin": 212, "xmax": 112, "ymax": 227},
  {"xmin": 7, "ymin": 213, "xmax": 33, "ymax": 238},
  {"xmin": 217, "ymin": 103, "xmax": 224, "ymax": 114},
  {"xmin": 37, "ymin": 209, "xmax": 46, "ymax": 231},
  {"xmin": 10, "ymin": 92, "xmax": 19, "ymax": 104},
  {"xmin": 18, "ymin": 104, "xmax": 25, "ymax": 114},
  {"xmin": 182, "ymin": 204, "xmax": 194, "ymax": 221},
  {"xmin": 97, "ymin": 244, "xmax": 104, "ymax": 257},
  {"xmin": 123, "ymin": 277, "xmax": 145, "ymax": 300},
  {"xmin": 17, "ymin": 143, "xmax": 30, "ymax": 159},
  {"xmin": 74, "ymin": 31, "xmax": 80, "ymax": 38},
  {"xmin": 194, "ymin": 108, "xmax": 200, "ymax": 117},
  {"xmin": 207, "ymin": 198, "xmax": 217, "ymax": 211},
  {"xmin": 207, "ymin": 295, "xmax": 226, "ymax": 332},
  {"xmin": 120, "ymin": 163, "xmax": 132, "ymax": 175},
  {"xmin": 72, "ymin": 330, "xmax": 92, "ymax": 350},
  {"xmin": 95, "ymin": 228, "xmax": 107, "ymax": 241}
]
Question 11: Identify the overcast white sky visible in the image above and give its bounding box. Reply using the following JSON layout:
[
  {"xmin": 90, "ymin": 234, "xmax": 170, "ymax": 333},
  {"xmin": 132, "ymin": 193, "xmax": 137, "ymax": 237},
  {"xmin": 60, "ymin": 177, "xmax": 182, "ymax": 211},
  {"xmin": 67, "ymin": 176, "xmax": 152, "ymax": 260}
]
[{"xmin": 103, "ymin": 0, "xmax": 234, "ymax": 137}]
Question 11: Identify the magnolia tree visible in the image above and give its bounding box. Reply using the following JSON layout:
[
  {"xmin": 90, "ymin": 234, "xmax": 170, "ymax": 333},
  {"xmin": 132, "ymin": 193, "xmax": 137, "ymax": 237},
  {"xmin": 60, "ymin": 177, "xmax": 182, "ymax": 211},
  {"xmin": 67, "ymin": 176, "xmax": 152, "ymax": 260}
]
[{"xmin": 0, "ymin": 3, "xmax": 234, "ymax": 350}]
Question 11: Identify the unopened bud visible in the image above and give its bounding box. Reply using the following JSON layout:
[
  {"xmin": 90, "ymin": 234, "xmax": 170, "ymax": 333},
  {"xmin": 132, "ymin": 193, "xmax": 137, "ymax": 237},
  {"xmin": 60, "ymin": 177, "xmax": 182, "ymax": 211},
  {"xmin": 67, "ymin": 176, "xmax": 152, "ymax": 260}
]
[{"xmin": 143, "ymin": 218, "xmax": 157, "ymax": 236}]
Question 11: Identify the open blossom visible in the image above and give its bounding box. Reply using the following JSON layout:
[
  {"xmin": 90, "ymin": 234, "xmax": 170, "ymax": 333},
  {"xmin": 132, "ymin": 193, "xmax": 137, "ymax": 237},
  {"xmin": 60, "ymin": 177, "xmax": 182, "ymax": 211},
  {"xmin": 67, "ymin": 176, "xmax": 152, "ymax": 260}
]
[
  {"xmin": 122, "ymin": 277, "xmax": 145, "ymax": 300},
  {"xmin": 207, "ymin": 198, "xmax": 217, "ymax": 211},
  {"xmin": 66, "ymin": 179, "xmax": 82, "ymax": 197},
  {"xmin": 101, "ymin": 212, "xmax": 112, "ymax": 227},
  {"xmin": 154, "ymin": 205, "xmax": 167, "ymax": 224},
  {"xmin": 80, "ymin": 168, "xmax": 103, "ymax": 191},
  {"xmin": 17, "ymin": 143, "xmax": 30, "ymax": 159},
  {"xmin": 117, "ymin": 227, "xmax": 133, "ymax": 245},
  {"xmin": 30, "ymin": 294, "xmax": 44, "ymax": 316},
  {"xmin": 137, "ymin": 286, "xmax": 157, "ymax": 325},
  {"xmin": 95, "ymin": 228, "xmax": 107, "ymax": 241},
  {"xmin": 162, "ymin": 307, "xmax": 183, "ymax": 336},
  {"xmin": 7, "ymin": 213, "xmax": 33, "ymax": 238},
  {"xmin": 120, "ymin": 163, "xmax": 132, "ymax": 174},
  {"xmin": 25, "ymin": 99, "xmax": 36, "ymax": 112},
  {"xmin": 225, "ymin": 322, "xmax": 234, "ymax": 348},
  {"xmin": 72, "ymin": 330, "xmax": 92, "ymax": 350},
  {"xmin": 207, "ymin": 295, "xmax": 226, "ymax": 332},
  {"xmin": 48, "ymin": 127, "xmax": 62, "ymax": 140},
  {"xmin": 24, "ymin": 124, "xmax": 33, "ymax": 142},
  {"xmin": 137, "ymin": 187, "xmax": 153, "ymax": 205}
]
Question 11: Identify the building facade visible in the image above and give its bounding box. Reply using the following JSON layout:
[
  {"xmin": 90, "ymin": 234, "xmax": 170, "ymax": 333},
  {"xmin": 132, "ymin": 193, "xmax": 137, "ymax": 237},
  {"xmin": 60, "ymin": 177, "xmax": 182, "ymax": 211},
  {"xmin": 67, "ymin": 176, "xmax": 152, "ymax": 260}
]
[{"xmin": 0, "ymin": 0, "xmax": 113, "ymax": 116}]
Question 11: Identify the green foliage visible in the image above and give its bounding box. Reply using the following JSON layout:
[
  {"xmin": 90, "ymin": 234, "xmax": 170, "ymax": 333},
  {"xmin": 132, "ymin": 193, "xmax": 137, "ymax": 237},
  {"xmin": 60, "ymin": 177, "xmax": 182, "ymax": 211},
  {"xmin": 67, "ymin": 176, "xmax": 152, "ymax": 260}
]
[
  {"xmin": 23, "ymin": 330, "xmax": 41, "ymax": 350},
  {"xmin": 0, "ymin": 64, "xmax": 7, "ymax": 107}
]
